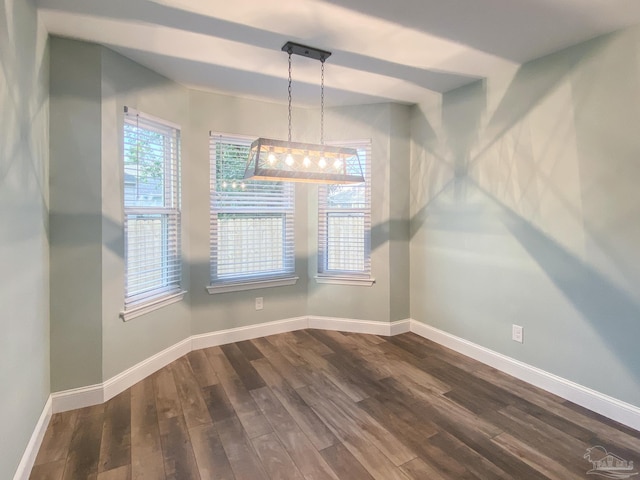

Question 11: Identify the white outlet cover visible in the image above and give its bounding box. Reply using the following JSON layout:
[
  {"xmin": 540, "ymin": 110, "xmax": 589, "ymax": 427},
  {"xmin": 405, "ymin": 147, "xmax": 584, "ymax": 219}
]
[
  {"xmin": 255, "ymin": 297, "xmax": 264, "ymax": 310},
  {"xmin": 512, "ymin": 324, "xmax": 524, "ymax": 343}
]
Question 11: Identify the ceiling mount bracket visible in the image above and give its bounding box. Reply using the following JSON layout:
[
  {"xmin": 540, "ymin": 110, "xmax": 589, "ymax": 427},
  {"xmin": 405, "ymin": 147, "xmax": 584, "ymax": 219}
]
[{"xmin": 281, "ymin": 41, "xmax": 332, "ymax": 62}]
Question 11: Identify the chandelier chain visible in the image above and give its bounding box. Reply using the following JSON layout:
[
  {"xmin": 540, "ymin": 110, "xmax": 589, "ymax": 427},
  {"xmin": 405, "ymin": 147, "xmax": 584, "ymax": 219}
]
[
  {"xmin": 243, "ymin": 42, "xmax": 364, "ymax": 184},
  {"xmin": 320, "ymin": 59, "xmax": 325, "ymax": 145},
  {"xmin": 287, "ymin": 50, "xmax": 292, "ymax": 143}
]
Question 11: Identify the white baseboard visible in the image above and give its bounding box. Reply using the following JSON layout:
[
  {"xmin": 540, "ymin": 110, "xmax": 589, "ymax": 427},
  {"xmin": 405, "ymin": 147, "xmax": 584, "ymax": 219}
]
[
  {"xmin": 51, "ymin": 384, "xmax": 103, "ymax": 414},
  {"xmin": 409, "ymin": 319, "xmax": 640, "ymax": 432},
  {"xmin": 13, "ymin": 396, "xmax": 52, "ymax": 480},
  {"xmin": 390, "ymin": 319, "xmax": 412, "ymax": 335},
  {"xmin": 191, "ymin": 317, "xmax": 308, "ymax": 350},
  {"xmin": 103, "ymin": 337, "xmax": 192, "ymax": 403},
  {"xmin": 308, "ymin": 316, "xmax": 409, "ymax": 336},
  {"xmin": 51, "ymin": 316, "xmax": 396, "ymax": 413},
  {"xmin": 47, "ymin": 315, "xmax": 640, "ymax": 433}
]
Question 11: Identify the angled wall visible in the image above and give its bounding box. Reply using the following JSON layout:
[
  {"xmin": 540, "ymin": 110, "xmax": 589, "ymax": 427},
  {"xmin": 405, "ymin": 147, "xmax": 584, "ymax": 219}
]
[
  {"xmin": 49, "ymin": 38, "xmax": 193, "ymax": 387},
  {"xmin": 411, "ymin": 26, "xmax": 640, "ymax": 407},
  {"xmin": 49, "ymin": 37, "xmax": 103, "ymax": 391},
  {"xmin": 307, "ymin": 103, "xmax": 412, "ymax": 323},
  {"xmin": 48, "ymin": 37, "xmax": 413, "ymax": 393},
  {"xmin": 99, "ymin": 47, "xmax": 191, "ymax": 381}
]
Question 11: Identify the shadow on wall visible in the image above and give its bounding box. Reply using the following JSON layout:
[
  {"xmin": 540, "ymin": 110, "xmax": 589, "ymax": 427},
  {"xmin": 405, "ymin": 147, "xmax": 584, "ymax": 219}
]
[
  {"xmin": 443, "ymin": 79, "xmax": 486, "ymax": 178},
  {"xmin": 409, "ymin": 103, "xmax": 456, "ymax": 240},
  {"xmin": 411, "ymin": 28, "xmax": 616, "ymax": 236},
  {"xmin": 0, "ymin": 4, "xmax": 49, "ymax": 240},
  {"xmin": 470, "ymin": 35, "xmax": 606, "ymax": 171},
  {"xmin": 410, "ymin": 28, "xmax": 640, "ymax": 389},
  {"xmin": 415, "ymin": 172, "xmax": 640, "ymax": 389},
  {"xmin": 495, "ymin": 187, "xmax": 640, "ymax": 378}
]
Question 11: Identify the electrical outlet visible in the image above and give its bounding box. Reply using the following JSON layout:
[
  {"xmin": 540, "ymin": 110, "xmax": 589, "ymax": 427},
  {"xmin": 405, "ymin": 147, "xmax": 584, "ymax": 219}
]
[
  {"xmin": 512, "ymin": 324, "xmax": 524, "ymax": 343},
  {"xmin": 255, "ymin": 297, "xmax": 263, "ymax": 311}
]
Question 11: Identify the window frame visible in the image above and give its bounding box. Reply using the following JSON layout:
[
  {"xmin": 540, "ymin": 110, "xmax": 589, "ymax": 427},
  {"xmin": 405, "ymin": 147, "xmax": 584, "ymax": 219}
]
[
  {"xmin": 317, "ymin": 139, "xmax": 374, "ymax": 286},
  {"xmin": 120, "ymin": 107, "xmax": 185, "ymax": 321},
  {"xmin": 208, "ymin": 132, "xmax": 298, "ymax": 294}
]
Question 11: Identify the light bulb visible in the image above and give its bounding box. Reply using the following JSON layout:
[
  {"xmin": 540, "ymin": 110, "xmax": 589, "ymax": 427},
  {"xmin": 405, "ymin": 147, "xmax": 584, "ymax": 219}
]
[
  {"xmin": 268, "ymin": 152, "xmax": 276, "ymax": 164},
  {"xmin": 334, "ymin": 159, "xmax": 342, "ymax": 169},
  {"xmin": 303, "ymin": 155, "xmax": 311, "ymax": 167},
  {"xmin": 222, "ymin": 181, "xmax": 228, "ymax": 188},
  {"xmin": 240, "ymin": 182, "xmax": 246, "ymax": 190},
  {"xmin": 285, "ymin": 153, "xmax": 294, "ymax": 166},
  {"xmin": 318, "ymin": 157, "xmax": 327, "ymax": 169},
  {"xmin": 232, "ymin": 181, "xmax": 237, "ymax": 188}
]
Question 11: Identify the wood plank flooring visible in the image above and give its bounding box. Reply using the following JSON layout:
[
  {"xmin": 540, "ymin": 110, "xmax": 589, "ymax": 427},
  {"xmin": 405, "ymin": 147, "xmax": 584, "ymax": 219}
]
[{"xmin": 30, "ymin": 330, "xmax": 640, "ymax": 479}]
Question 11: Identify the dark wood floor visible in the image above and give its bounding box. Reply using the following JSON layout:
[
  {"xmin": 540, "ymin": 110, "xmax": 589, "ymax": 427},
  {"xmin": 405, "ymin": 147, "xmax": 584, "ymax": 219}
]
[{"xmin": 30, "ymin": 330, "xmax": 640, "ymax": 480}]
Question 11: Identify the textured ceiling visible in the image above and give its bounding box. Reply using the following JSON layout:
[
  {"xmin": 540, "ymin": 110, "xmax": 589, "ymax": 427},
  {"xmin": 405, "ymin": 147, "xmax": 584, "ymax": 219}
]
[{"xmin": 37, "ymin": 0, "xmax": 640, "ymax": 106}]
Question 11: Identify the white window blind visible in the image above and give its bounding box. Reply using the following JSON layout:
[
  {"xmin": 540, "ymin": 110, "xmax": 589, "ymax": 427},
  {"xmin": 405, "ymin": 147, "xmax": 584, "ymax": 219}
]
[
  {"xmin": 123, "ymin": 108, "xmax": 182, "ymax": 308},
  {"xmin": 318, "ymin": 140, "xmax": 372, "ymax": 277},
  {"xmin": 210, "ymin": 133, "xmax": 295, "ymax": 285}
]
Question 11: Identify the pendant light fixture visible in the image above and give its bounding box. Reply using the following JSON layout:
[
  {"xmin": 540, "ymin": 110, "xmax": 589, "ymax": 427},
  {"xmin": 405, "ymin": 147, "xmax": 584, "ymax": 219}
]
[{"xmin": 244, "ymin": 42, "xmax": 364, "ymax": 184}]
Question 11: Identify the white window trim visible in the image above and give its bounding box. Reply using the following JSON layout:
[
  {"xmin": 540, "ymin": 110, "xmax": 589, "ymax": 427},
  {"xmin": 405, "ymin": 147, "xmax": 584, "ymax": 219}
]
[
  {"xmin": 120, "ymin": 289, "xmax": 186, "ymax": 321},
  {"xmin": 314, "ymin": 275, "xmax": 375, "ymax": 286},
  {"xmin": 207, "ymin": 276, "xmax": 299, "ymax": 294},
  {"xmin": 317, "ymin": 139, "xmax": 373, "ymax": 285},
  {"xmin": 122, "ymin": 107, "xmax": 183, "ymax": 317}
]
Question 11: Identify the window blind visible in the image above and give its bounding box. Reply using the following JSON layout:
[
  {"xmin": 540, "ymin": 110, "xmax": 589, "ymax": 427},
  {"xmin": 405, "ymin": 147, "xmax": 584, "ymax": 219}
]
[
  {"xmin": 318, "ymin": 140, "xmax": 372, "ymax": 277},
  {"xmin": 123, "ymin": 108, "xmax": 181, "ymax": 306},
  {"xmin": 210, "ymin": 133, "xmax": 295, "ymax": 283}
]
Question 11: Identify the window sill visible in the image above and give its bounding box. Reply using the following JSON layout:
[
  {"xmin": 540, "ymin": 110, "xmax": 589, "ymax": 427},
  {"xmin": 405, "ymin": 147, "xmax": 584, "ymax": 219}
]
[
  {"xmin": 207, "ymin": 276, "xmax": 299, "ymax": 294},
  {"xmin": 315, "ymin": 276, "xmax": 376, "ymax": 287},
  {"xmin": 120, "ymin": 290, "xmax": 187, "ymax": 322}
]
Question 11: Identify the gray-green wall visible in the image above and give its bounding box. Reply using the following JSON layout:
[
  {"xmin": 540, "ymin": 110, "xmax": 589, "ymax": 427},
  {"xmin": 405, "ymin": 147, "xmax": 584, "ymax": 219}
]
[
  {"xmin": 188, "ymin": 91, "xmax": 309, "ymax": 335},
  {"xmin": 306, "ymin": 103, "xmax": 412, "ymax": 322},
  {"xmin": 50, "ymin": 38, "xmax": 103, "ymax": 391},
  {"xmin": 389, "ymin": 104, "xmax": 411, "ymax": 321},
  {"xmin": 50, "ymin": 38, "xmax": 192, "ymax": 388},
  {"xmin": 410, "ymin": 26, "xmax": 640, "ymax": 407},
  {"xmin": 0, "ymin": 0, "xmax": 50, "ymax": 477},
  {"xmin": 100, "ymin": 48, "xmax": 191, "ymax": 381},
  {"xmin": 7, "ymin": 16, "xmax": 640, "ymax": 478},
  {"xmin": 48, "ymin": 38, "xmax": 411, "ymax": 391}
]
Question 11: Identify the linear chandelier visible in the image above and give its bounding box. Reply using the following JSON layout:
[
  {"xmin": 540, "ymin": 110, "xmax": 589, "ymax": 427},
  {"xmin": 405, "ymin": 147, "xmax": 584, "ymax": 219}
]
[{"xmin": 244, "ymin": 42, "xmax": 365, "ymax": 184}]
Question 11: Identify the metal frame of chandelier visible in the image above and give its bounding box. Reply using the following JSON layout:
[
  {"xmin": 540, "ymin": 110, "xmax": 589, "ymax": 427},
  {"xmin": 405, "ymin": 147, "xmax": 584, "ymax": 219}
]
[{"xmin": 244, "ymin": 42, "xmax": 365, "ymax": 185}]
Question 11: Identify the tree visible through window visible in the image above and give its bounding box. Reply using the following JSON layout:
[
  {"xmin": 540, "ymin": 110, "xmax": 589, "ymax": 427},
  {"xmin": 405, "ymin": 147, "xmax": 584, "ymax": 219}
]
[
  {"xmin": 210, "ymin": 134, "xmax": 295, "ymax": 284},
  {"xmin": 123, "ymin": 108, "xmax": 181, "ymax": 306}
]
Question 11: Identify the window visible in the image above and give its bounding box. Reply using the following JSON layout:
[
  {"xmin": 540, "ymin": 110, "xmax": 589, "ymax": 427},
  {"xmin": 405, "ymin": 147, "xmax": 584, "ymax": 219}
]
[
  {"xmin": 121, "ymin": 108, "xmax": 183, "ymax": 319},
  {"xmin": 318, "ymin": 140, "xmax": 373, "ymax": 285},
  {"xmin": 209, "ymin": 134, "xmax": 296, "ymax": 293}
]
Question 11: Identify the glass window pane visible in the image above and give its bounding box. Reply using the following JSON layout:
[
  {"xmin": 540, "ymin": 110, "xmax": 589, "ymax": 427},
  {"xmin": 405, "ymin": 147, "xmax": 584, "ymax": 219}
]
[
  {"xmin": 318, "ymin": 141, "xmax": 371, "ymax": 276},
  {"xmin": 124, "ymin": 123, "xmax": 168, "ymax": 208},
  {"xmin": 125, "ymin": 214, "xmax": 166, "ymax": 296},
  {"xmin": 327, "ymin": 213, "xmax": 365, "ymax": 271},
  {"xmin": 210, "ymin": 135, "xmax": 295, "ymax": 283},
  {"xmin": 123, "ymin": 110, "xmax": 181, "ymax": 305},
  {"xmin": 217, "ymin": 214, "xmax": 284, "ymax": 278}
]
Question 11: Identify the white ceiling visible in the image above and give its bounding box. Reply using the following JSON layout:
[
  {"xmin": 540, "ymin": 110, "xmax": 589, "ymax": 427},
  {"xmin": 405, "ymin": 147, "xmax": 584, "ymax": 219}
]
[{"xmin": 37, "ymin": 0, "xmax": 640, "ymax": 107}]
